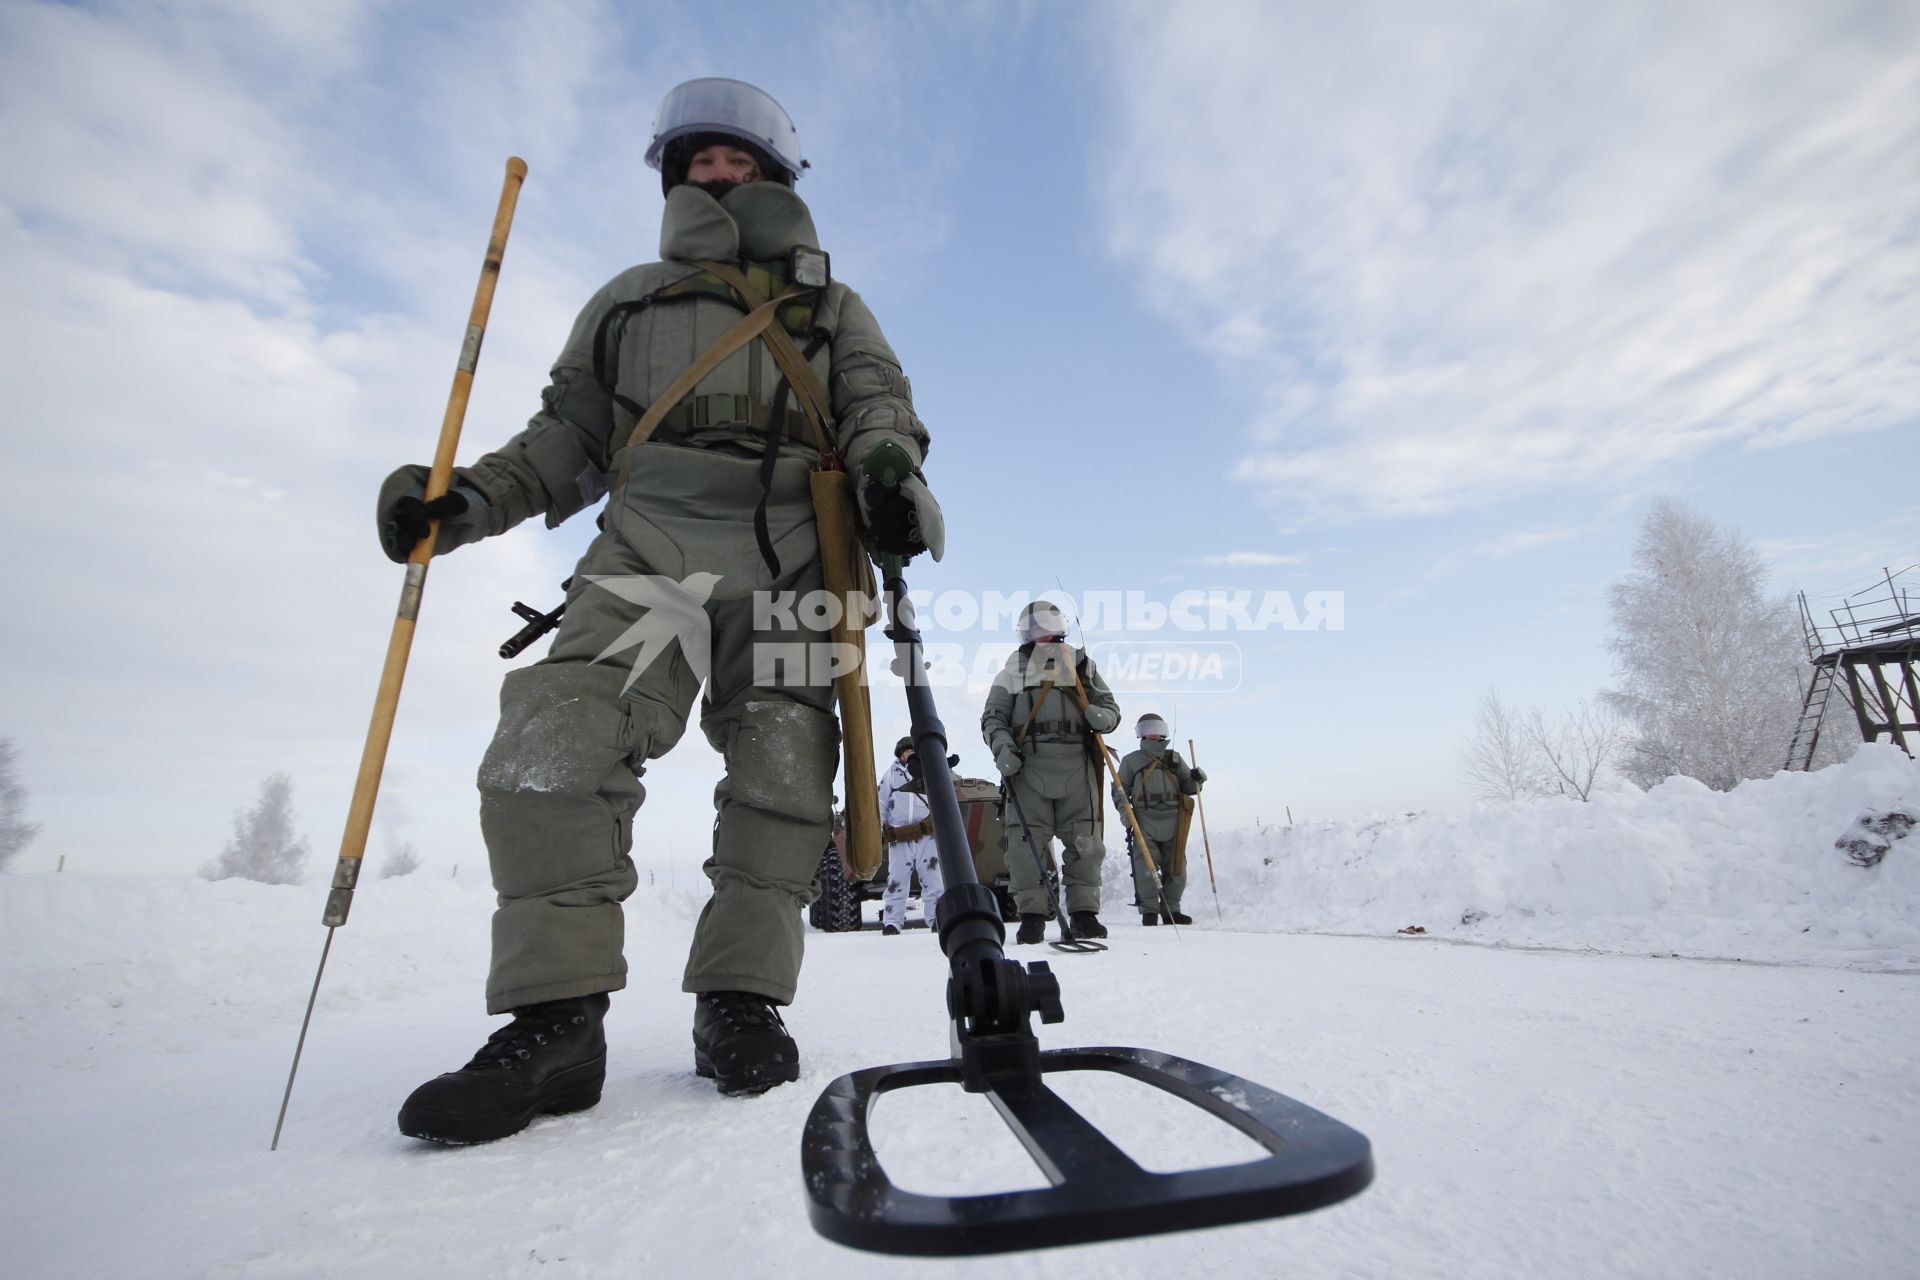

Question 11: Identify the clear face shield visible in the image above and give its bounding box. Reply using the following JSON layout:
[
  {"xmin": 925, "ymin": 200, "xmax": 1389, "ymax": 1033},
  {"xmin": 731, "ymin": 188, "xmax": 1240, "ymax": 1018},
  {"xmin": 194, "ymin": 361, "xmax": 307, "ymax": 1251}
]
[
  {"xmin": 645, "ymin": 78, "xmax": 805, "ymax": 184},
  {"xmin": 1021, "ymin": 602, "xmax": 1071, "ymax": 645}
]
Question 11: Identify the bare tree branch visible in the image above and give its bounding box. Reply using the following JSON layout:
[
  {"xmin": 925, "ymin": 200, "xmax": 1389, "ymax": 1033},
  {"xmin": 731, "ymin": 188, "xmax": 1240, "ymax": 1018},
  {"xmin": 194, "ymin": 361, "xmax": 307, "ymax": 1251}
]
[
  {"xmin": 1525, "ymin": 700, "xmax": 1628, "ymax": 801},
  {"xmin": 1459, "ymin": 687, "xmax": 1551, "ymax": 802}
]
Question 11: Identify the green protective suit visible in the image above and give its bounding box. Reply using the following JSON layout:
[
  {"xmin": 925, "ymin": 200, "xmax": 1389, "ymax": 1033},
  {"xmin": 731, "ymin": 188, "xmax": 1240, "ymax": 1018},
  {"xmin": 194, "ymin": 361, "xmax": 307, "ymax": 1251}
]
[
  {"xmin": 980, "ymin": 644, "xmax": 1122, "ymax": 916},
  {"xmin": 1114, "ymin": 743, "xmax": 1201, "ymax": 914},
  {"xmin": 445, "ymin": 182, "xmax": 931, "ymax": 1013}
]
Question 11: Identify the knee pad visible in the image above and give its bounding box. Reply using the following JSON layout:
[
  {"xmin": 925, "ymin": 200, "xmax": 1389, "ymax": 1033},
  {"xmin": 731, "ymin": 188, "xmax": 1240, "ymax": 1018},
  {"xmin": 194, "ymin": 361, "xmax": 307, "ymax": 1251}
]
[
  {"xmin": 719, "ymin": 699, "xmax": 839, "ymax": 823},
  {"xmin": 478, "ymin": 663, "xmax": 645, "ymax": 800}
]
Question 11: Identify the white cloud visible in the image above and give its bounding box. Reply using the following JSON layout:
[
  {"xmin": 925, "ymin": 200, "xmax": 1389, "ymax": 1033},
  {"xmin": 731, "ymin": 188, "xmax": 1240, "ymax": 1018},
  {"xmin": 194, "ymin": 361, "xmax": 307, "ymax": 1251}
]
[
  {"xmin": 0, "ymin": 2, "xmax": 957, "ymax": 877},
  {"xmin": 1200, "ymin": 551, "xmax": 1305, "ymax": 566},
  {"xmin": 0, "ymin": 2, "xmax": 621, "ymax": 874},
  {"xmin": 1093, "ymin": 0, "xmax": 1920, "ymax": 519}
]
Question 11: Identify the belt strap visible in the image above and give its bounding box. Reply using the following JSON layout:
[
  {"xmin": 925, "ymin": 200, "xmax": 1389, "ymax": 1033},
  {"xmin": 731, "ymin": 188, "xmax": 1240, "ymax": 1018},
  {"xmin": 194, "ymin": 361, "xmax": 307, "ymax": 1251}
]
[
  {"xmin": 884, "ymin": 816, "xmax": 935, "ymax": 845},
  {"xmin": 655, "ymin": 396, "xmax": 815, "ymax": 446}
]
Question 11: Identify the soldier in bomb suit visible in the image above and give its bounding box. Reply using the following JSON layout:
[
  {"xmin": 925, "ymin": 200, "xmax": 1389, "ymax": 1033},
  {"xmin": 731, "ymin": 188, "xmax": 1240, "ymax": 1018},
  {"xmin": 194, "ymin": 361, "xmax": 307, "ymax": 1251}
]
[
  {"xmin": 1113, "ymin": 714, "xmax": 1206, "ymax": 926},
  {"xmin": 382, "ymin": 78, "xmax": 944, "ymax": 1143},
  {"xmin": 981, "ymin": 600, "xmax": 1122, "ymax": 943}
]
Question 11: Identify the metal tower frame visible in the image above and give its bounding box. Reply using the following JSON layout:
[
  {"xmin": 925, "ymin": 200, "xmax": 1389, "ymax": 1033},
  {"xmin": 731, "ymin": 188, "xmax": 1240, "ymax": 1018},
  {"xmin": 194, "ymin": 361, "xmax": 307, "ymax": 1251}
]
[{"xmin": 1785, "ymin": 566, "xmax": 1920, "ymax": 770}]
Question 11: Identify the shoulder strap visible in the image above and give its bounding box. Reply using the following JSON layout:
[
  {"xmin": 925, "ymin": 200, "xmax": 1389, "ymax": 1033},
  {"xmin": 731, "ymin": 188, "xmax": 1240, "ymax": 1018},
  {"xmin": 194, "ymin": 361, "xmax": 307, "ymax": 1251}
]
[
  {"xmin": 1132, "ymin": 754, "xmax": 1163, "ymax": 803},
  {"xmin": 612, "ymin": 284, "xmax": 804, "ymax": 486},
  {"xmin": 695, "ymin": 261, "xmax": 836, "ymax": 456},
  {"xmin": 1014, "ymin": 678, "xmax": 1057, "ymax": 750}
]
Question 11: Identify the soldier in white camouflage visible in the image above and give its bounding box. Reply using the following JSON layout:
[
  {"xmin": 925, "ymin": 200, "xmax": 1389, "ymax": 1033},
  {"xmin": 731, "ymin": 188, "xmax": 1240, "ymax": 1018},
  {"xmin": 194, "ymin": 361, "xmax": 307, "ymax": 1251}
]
[
  {"xmin": 384, "ymin": 79, "xmax": 944, "ymax": 1144},
  {"xmin": 877, "ymin": 736, "xmax": 943, "ymax": 936}
]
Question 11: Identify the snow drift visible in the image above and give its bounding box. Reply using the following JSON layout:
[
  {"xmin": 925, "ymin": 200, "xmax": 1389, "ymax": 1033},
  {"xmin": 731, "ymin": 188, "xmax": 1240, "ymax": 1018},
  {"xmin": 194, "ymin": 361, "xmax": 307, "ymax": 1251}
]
[{"xmin": 1203, "ymin": 743, "xmax": 1920, "ymax": 969}]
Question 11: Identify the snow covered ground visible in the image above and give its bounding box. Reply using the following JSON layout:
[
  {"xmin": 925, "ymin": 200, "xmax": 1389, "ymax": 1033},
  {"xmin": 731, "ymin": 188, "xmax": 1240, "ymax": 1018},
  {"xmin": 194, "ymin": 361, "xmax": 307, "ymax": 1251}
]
[{"xmin": 3, "ymin": 747, "xmax": 1918, "ymax": 1278}]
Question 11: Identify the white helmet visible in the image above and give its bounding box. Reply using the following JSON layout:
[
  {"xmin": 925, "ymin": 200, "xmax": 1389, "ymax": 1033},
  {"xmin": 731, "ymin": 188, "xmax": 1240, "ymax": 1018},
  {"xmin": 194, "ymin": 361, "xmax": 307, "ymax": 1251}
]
[
  {"xmin": 645, "ymin": 77, "xmax": 806, "ymax": 195},
  {"xmin": 1135, "ymin": 714, "xmax": 1169, "ymax": 740},
  {"xmin": 1018, "ymin": 599, "xmax": 1071, "ymax": 644}
]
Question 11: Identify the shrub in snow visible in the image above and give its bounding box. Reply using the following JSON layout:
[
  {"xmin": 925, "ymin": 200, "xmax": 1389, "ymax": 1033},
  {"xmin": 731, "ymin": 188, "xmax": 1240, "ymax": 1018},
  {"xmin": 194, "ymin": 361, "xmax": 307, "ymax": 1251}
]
[
  {"xmin": 1460, "ymin": 687, "xmax": 1549, "ymax": 801},
  {"xmin": 381, "ymin": 841, "xmax": 422, "ymax": 879},
  {"xmin": 0, "ymin": 737, "xmax": 41, "ymax": 871},
  {"xmin": 202, "ymin": 773, "xmax": 311, "ymax": 885}
]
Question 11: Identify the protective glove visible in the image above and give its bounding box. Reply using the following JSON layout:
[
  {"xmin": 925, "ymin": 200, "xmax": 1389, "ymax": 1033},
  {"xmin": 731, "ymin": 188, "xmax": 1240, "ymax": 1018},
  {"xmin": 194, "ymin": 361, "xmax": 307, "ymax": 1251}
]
[
  {"xmin": 855, "ymin": 439, "xmax": 945, "ymax": 562},
  {"xmin": 377, "ymin": 465, "xmax": 491, "ymax": 564},
  {"xmin": 1081, "ymin": 703, "xmax": 1120, "ymax": 735},
  {"xmin": 993, "ymin": 744, "xmax": 1023, "ymax": 778},
  {"xmin": 1190, "ymin": 767, "xmax": 1208, "ymax": 786},
  {"xmin": 1110, "ymin": 784, "xmax": 1126, "ymax": 811}
]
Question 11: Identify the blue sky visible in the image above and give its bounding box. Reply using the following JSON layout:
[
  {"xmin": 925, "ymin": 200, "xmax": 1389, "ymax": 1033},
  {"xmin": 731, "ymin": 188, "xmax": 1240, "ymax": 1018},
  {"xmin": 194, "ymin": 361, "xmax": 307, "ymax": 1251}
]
[{"xmin": 1, "ymin": 0, "xmax": 1915, "ymax": 880}]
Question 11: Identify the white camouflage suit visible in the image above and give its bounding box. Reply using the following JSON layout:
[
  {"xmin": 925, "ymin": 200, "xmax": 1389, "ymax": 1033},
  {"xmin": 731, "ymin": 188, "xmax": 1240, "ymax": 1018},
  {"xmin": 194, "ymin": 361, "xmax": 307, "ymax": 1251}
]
[{"xmin": 876, "ymin": 757, "xmax": 944, "ymax": 932}]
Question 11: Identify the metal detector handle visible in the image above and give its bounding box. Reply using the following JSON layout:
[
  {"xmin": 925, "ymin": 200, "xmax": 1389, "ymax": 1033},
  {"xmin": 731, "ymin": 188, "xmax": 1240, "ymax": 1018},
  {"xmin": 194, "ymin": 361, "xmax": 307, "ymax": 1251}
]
[
  {"xmin": 879, "ymin": 564, "xmax": 1064, "ymax": 1052},
  {"xmin": 880, "ymin": 564, "xmax": 981, "ymax": 896}
]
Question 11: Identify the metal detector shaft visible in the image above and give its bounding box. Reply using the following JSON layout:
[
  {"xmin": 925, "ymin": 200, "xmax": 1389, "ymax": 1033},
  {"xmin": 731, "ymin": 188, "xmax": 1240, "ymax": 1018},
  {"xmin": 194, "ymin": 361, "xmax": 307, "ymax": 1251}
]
[
  {"xmin": 1189, "ymin": 738, "xmax": 1221, "ymax": 920},
  {"xmin": 881, "ymin": 567, "xmax": 981, "ymax": 901}
]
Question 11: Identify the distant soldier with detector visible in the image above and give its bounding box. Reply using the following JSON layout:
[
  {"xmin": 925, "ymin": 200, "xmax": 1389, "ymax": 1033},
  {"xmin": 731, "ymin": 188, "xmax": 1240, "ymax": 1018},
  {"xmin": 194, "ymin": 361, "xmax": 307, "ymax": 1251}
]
[
  {"xmin": 876, "ymin": 736, "xmax": 944, "ymax": 936},
  {"xmin": 381, "ymin": 78, "xmax": 944, "ymax": 1143},
  {"xmin": 982, "ymin": 600, "xmax": 1122, "ymax": 944},
  {"xmin": 1113, "ymin": 714, "xmax": 1205, "ymax": 925}
]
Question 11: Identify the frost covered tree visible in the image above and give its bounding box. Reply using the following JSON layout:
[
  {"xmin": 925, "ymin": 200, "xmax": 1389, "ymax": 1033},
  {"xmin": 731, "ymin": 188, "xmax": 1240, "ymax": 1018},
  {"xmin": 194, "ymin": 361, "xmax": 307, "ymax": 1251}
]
[
  {"xmin": 1603, "ymin": 498, "xmax": 1806, "ymax": 790},
  {"xmin": 381, "ymin": 840, "xmax": 422, "ymax": 879},
  {"xmin": 1524, "ymin": 700, "xmax": 1627, "ymax": 801},
  {"xmin": 1459, "ymin": 687, "xmax": 1549, "ymax": 801},
  {"xmin": 0, "ymin": 738, "xmax": 42, "ymax": 871},
  {"xmin": 202, "ymin": 773, "xmax": 310, "ymax": 884}
]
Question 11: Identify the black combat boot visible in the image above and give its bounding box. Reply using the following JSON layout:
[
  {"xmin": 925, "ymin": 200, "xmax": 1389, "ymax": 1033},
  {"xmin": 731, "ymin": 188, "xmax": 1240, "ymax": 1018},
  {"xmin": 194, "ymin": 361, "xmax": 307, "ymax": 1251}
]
[
  {"xmin": 1015, "ymin": 913, "xmax": 1047, "ymax": 945},
  {"xmin": 881, "ymin": 924, "xmax": 900, "ymax": 936},
  {"xmin": 397, "ymin": 992, "xmax": 608, "ymax": 1145},
  {"xmin": 1068, "ymin": 911, "xmax": 1108, "ymax": 939},
  {"xmin": 1167, "ymin": 910, "xmax": 1194, "ymax": 925},
  {"xmin": 693, "ymin": 992, "xmax": 800, "ymax": 1096},
  {"xmin": 1141, "ymin": 912, "xmax": 1160, "ymax": 926}
]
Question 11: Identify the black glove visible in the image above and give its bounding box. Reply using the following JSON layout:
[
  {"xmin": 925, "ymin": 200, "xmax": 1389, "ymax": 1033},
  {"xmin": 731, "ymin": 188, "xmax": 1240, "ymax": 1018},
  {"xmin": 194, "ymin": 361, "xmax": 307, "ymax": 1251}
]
[
  {"xmin": 387, "ymin": 490, "xmax": 468, "ymax": 550},
  {"xmin": 1191, "ymin": 767, "xmax": 1208, "ymax": 785},
  {"xmin": 377, "ymin": 465, "xmax": 489, "ymax": 564},
  {"xmin": 860, "ymin": 480, "xmax": 919, "ymax": 555},
  {"xmin": 855, "ymin": 441, "xmax": 945, "ymax": 561}
]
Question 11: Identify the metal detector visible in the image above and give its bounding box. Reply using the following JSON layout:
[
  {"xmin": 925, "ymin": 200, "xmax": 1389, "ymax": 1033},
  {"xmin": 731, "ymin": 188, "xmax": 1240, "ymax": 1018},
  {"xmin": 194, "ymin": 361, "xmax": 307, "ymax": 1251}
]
[{"xmin": 800, "ymin": 562, "xmax": 1373, "ymax": 1255}]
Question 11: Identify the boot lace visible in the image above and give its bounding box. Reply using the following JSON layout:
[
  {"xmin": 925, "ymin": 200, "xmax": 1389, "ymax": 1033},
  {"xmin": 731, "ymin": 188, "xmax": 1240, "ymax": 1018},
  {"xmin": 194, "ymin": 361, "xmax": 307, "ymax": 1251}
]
[
  {"xmin": 465, "ymin": 1005, "xmax": 586, "ymax": 1071},
  {"xmin": 702, "ymin": 992, "xmax": 788, "ymax": 1037}
]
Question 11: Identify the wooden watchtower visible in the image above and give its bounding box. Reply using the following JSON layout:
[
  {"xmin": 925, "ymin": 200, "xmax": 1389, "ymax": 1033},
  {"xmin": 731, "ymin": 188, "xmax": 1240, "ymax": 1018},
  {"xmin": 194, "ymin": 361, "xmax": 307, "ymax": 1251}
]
[{"xmin": 1784, "ymin": 567, "xmax": 1920, "ymax": 770}]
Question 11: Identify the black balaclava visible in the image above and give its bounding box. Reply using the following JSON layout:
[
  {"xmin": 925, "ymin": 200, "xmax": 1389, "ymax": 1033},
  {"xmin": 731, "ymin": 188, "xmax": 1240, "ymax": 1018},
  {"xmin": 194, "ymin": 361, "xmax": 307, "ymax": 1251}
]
[{"xmin": 662, "ymin": 132, "xmax": 787, "ymax": 198}]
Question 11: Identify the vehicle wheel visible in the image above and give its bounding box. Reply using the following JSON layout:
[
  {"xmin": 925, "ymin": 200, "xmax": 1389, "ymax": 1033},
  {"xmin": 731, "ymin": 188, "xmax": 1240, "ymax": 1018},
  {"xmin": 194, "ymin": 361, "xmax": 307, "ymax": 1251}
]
[{"xmin": 808, "ymin": 844, "xmax": 862, "ymax": 932}]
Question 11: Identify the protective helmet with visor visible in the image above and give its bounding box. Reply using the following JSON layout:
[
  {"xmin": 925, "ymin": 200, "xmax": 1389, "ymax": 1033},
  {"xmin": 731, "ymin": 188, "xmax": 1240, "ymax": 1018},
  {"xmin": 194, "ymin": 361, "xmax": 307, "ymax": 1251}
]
[
  {"xmin": 645, "ymin": 77, "xmax": 806, "ymax": 195},
  {"xmin": 1019, "ymin": 600, "xmax": 1072, "ymax": 645}
]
